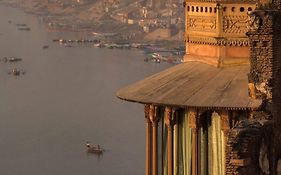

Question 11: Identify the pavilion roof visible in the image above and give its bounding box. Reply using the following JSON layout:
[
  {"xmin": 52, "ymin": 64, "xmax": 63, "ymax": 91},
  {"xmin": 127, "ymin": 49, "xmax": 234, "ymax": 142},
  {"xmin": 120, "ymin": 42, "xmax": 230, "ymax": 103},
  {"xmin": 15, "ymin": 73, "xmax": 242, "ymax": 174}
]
[{"xmin": 116, "ymin": 62, "xmax": 262, "ymax": 110}]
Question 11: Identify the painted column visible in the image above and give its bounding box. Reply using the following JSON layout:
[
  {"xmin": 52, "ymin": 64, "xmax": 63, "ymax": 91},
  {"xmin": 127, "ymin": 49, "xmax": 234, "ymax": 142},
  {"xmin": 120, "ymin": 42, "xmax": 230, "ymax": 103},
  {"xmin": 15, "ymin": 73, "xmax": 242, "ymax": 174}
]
[
  {"xmin": 173, "ymin": 111, "xmax": 179, "ymax": 175},
  {"xmin": 220, "ymin": 110, "xmax": 231, "ymax": 175},
  {"xmin": 145, "ymin": 104, "xmax": 152, "ymax": 175},
  {"xmin": 165, "ymin": 107, "xmax": 177, "ymax": 175},
  {"xmin": 150, "ymin": 105, "xmax": 159, "ymax": 175},
  {"xmin": 188, "ymin": 108, "xmax": 198, "ymax": 175}
]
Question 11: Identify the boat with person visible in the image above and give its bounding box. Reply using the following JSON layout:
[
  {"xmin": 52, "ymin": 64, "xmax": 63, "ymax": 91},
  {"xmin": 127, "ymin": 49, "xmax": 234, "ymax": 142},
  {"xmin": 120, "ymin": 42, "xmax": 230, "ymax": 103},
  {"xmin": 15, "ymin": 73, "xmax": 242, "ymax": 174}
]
[{"xmin": 86, "ymin": 142, "xmax": 103, "ymax": 154}]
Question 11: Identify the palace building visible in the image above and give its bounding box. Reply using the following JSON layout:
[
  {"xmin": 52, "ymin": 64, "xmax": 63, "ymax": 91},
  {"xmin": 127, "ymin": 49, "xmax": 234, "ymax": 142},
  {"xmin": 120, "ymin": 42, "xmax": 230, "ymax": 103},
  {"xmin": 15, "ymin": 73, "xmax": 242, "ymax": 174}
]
[{"xmin": 116, "ymin": 0, "xmax": 281, "ymax": 174}]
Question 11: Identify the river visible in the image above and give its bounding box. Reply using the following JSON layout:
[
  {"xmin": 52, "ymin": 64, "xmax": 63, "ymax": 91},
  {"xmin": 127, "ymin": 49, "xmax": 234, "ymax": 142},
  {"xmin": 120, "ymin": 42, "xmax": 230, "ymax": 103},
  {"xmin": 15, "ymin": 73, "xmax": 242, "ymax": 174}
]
[{"xmin": 0, "ymin": 5, "xmax": 172, "ymax": 175}]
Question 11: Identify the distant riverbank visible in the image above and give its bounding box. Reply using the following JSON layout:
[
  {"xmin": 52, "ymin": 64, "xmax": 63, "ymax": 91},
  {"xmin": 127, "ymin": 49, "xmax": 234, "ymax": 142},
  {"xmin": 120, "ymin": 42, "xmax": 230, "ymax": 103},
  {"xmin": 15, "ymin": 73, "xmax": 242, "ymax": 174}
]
[{"xmin": 0, "ymin": 0, "xmax": 185, "ymax": 50}]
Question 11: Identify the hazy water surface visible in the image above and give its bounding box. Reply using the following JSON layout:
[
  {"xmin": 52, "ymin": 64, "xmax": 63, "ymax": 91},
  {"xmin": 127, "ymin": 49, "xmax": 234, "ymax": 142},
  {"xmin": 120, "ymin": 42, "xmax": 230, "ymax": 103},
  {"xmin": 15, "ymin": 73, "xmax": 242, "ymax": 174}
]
[{"xmin": 0, "ymin": 5, "xmax": 171, "ymax": 175}]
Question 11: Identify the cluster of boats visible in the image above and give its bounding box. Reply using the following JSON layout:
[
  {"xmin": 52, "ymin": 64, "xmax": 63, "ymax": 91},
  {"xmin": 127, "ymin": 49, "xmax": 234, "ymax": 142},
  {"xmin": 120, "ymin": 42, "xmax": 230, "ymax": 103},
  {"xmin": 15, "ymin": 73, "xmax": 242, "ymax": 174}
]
[
  {"xmin": 53, "ymin": 38, "xmax": 152, "ymax": 49},
  {"xmin": 8, "ymin": 20, "xmax": 31, "ymax": 31},
  {"xmin": 16, "ymin": 23, "xmax": 31, "ymax": 31},
  {"xmin": 53, "ymin": 38, "xmax": 101, "ymax": 44},
  {"xmin": 52, "ymin": 37, "xmax": 185, "ymax": 64},
  {"xmin": 1, "ymin": 56, "xmax": 25, "ymax": 76},
  {"xmin": 145, "ymin": 52, "xmax": 183, "ymax": 64}
]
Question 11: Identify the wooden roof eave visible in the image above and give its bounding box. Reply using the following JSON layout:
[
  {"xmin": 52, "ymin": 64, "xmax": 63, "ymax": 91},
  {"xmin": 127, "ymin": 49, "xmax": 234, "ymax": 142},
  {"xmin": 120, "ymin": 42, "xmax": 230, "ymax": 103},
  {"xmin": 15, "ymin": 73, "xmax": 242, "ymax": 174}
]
[
  {"xmin": 116, "ymin": 94, "xmax": 262, "ymax": 111},
  {"xmin": 116, "ymin": 62, "xmax": 263, "ymax": 111}
]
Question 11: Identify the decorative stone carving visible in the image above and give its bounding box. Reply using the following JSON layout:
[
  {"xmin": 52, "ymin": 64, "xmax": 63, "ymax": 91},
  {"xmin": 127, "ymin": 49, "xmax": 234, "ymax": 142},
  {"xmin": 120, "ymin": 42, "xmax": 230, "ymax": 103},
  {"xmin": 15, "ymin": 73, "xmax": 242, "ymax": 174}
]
[
  {"xmin": 185, "ymin": 35, "xmax": 249, "ymax": 46},
  {"xmin": 187, "ymin": 16, "xmax": 216, "ymax": 32},
  {"xmin": 230, "ymin": 158, "xmax": 251, "ymax": 166},
  {"xmin": 248, "ymin": 12, "xmax": 262, "ymax": 31},
  {"xmin": 247, "ymin": 11, "xmax": 274, "ymax": 34},
  {"xmin": 144, "ymin": 104, "xmax": 150, "ymax": 122},
  {"xmin": 223, "ymin": 15, "xmax": 249, "ymax": 33},
  {"xmin": 187, "ymin": 108, "xmax": 198, "ymax": 128},
  {"xmin": 220, "ymin": 110, "xmax": 231, "ymax": 131}
]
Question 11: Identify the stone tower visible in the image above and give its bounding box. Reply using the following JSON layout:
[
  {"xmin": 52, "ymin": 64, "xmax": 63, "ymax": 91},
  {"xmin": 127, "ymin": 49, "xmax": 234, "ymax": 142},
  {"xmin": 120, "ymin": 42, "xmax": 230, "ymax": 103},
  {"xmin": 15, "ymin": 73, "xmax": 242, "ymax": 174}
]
[
  {"xmin": 246, "ymin": 0, "xmax": 281, "ymax": 174},
  {"xmin": 183, "ymin": 0, "xmax": 256, "ymax": 67}
]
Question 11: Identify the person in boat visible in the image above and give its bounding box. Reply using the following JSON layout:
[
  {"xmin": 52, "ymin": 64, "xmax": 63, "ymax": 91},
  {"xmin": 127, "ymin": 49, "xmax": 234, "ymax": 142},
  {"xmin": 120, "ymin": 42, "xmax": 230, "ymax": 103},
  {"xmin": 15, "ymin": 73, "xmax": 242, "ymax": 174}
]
[
  {"xmin": 86, "ymin": 142, "xmax": 103, "ymax": 154},
  {"xmin": 86, "ymin": 142, "xmax": 94, "ymax": 149}
]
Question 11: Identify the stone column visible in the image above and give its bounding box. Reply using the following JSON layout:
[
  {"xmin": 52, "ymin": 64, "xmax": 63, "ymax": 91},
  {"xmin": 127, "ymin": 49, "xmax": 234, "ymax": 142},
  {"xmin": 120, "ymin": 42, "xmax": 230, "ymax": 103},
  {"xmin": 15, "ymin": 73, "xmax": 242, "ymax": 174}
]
[
  {"xmin": 145, "ymin": 104, "xmax": 152, "ymax": 175},
  {"xmin": 165, "ymin": 107, "xmax": 177, "ymax": 175},
  {"xmin": 220, "ymin": 110, "xmax": 231, "ymax": 143},
  {"xmin": 216, "ymin": 3, "xmax": 223, "ymax": 37},
  {"xmin": 149, "ymin": 105, "xmax": 159, "ymax": 175},
  {"xmin": 216, "ymin": 3, "xmax": 225, "ymax": 67},
  {"xmin": 188, "ymin": 108, "xmax": 198, "ymax": 175}
]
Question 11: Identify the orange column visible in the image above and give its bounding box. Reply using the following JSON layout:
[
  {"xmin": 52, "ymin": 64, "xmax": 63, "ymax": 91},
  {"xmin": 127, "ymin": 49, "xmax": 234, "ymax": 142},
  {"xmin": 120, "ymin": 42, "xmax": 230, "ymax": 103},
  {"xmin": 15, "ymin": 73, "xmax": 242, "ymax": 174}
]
[
  {"xmin": 144, "ymin": 105, "xmax": 152, "ymax": 175},
  {"xmin": 149, "ymin": 105, "xmax": 159, "ymax": 175},
  {"xmin": 220, "ymin": 110, "xmax": 231, "ymax": 141},
  {"xmin": 220, "ymin": 110, "xmax": 231, "ymax": 175},
  {"xmin": 188, "ymin": 108, "xmax": 198, "ymax": 175},
  {"xmin": 191, "ymin": 128, "xmax": 198, "ymax": 175},
  {"xmin": 165, "ymin": 107, "xmax": 177, "ymax": 175}
]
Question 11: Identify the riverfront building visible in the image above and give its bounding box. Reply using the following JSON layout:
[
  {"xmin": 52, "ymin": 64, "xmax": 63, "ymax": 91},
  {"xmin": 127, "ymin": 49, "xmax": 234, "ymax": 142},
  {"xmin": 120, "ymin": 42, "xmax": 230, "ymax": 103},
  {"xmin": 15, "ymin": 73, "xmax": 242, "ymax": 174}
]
[{"xmin": 117, "ymin": 0, "xmax": 281, "ymax": 174}]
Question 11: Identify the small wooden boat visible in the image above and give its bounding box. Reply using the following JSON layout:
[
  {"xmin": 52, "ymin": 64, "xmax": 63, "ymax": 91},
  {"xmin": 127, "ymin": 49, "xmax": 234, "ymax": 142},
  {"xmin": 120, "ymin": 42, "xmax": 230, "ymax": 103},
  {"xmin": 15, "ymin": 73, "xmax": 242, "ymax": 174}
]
[
  {"xmin": 2, "ymin": 57, "xmax": 22, "ymax": 62},
  {"xmin": 16, "ymin": 23, "xmax": 27, "ymax": 27},
  {"xmin": 86, "ymin": 143, "xmax": 103, "ymax": 154},
  {"xmin": 18, "ymin": 27, "xmax": 31, "ymax": 31},
  {"xmin": 42, "ymin": 45, "xmax": 49, "ymax": 49},
  {"xmin": 12, "ymin": 68, "xmax": 20, "ymax": 76},
  {"xmin": 7, "ymin": 68, "xmax": 25, "ymax": 76}
]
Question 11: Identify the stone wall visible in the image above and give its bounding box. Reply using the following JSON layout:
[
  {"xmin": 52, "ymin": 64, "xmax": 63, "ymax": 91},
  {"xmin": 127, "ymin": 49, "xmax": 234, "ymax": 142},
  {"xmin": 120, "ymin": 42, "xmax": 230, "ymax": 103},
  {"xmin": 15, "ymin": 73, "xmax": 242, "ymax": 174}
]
[
  {"xmin": 272, "ymin": 11, "xmax": 281, "ymax": 175},
  {"xmin": 226, "ymin": 120, "xmax": 272, "ymax": 175},
  {"xmin": 226, "ymin": 4, "xmax": 281, "ymax": 175},
  {"xmin": 272, "ymin": 12, "xmax": 281, "ymax": 125}
]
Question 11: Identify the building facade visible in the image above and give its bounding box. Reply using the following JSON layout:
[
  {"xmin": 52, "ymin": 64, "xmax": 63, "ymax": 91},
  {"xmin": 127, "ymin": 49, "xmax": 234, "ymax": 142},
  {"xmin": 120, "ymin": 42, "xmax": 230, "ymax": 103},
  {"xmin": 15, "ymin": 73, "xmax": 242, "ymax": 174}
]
[{"xmin": 117, "ymin": 0, "xmax": 281, "ymax": 174}]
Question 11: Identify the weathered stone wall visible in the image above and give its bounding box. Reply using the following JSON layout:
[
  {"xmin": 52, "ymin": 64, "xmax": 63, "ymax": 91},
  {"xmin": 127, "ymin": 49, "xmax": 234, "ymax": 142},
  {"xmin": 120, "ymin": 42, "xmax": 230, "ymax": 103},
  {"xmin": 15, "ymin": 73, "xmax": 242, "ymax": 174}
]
[
  {"xmin": 272, "ymin": 11, "xmax": 281, "ymax": 174},
  {"xmin": 226, "ymin": 120, "xmax": 272, "ymax": 175},
  {"xmin": 226, "ymin": 5, "xmax": 281, "ymax": 175},
  {"xmin": 272, "ymin": 12, "xmax": 281, "ymax": 125},
  {"xmin": 247, "ymin": 10, "xmax": 274, "ymax": 103},
  {"xmin": 246, "ymin": 7, "xmax": 281, "ymax": 124}
]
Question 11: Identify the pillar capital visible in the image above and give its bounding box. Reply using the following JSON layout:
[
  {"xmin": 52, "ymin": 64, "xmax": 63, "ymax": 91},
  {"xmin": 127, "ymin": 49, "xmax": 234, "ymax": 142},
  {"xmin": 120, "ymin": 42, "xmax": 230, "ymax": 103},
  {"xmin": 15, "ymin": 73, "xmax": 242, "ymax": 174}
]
[
  {"xmin": 220, "ymin": 110, "xmax": 231, "ymax": 132},
  {"xmin": 149, "ymin": 105, "xmax": 159, "ymax": 126},
  {"xmin": 188, "ymin": 108, "xmax": 199, "ymax": 129},
  {"xmin": 215, "ymin": 2, "xmax": 223, "ymax": 10},
  {"xmin": 144, "ymin": 104, "xmax": 151, "ymax": 123},
  {"xmin": 164, "ymin": 106, "xmax": 177, "ymax": 128}
]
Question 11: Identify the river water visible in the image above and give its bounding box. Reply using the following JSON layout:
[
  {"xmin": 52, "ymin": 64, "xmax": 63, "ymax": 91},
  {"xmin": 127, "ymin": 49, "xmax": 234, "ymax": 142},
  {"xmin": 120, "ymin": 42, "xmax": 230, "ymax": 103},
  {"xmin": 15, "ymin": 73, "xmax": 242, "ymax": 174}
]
[{"xmin": 0, "ymin": 5, "xmax": 171, "ymax": 175}]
